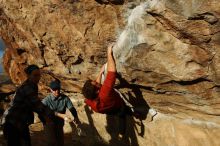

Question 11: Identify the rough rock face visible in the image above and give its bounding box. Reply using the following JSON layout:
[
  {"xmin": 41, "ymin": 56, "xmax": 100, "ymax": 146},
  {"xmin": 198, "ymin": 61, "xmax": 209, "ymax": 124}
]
[{"xmin": 0, "ymin": 0, "xmax": 220, "ymax": 146}]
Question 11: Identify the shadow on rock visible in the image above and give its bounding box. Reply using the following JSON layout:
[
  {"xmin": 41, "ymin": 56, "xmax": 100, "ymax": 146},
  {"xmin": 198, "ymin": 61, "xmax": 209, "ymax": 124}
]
[
  {"xmin": 69, "ymin": 105, "xmax": 109, "ymax": 146},
  {"xmin": 104, "ymin": 74, "xmax": 152, "ymax": 145}
]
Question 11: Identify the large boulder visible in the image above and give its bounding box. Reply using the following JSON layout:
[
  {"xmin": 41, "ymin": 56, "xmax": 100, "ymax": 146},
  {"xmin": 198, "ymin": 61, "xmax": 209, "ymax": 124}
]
[{"xmin": 0, "ymin": 0, "xmax": 220, "ymax": 145}]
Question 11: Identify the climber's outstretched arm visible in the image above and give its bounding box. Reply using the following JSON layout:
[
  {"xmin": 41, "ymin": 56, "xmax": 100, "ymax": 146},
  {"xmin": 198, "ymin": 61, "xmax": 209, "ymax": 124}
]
[{"xmin": 107, "ymin": 44, "xmax": 116, "ymax": 72}]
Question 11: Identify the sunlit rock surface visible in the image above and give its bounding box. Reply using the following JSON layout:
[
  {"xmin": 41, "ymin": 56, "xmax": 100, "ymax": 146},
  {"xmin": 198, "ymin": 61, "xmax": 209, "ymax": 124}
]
[{"xmin": 0, "ymin": 0, "xmax": 220, "ymax": 146}]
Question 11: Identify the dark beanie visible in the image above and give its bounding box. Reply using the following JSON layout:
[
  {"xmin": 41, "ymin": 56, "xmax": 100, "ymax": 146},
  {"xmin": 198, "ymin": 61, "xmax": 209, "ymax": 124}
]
[
  {"xmin": 24, "ymin": 65, "xmax": 39, "ymax": 75},
  {"xmin": 49, "ymin": 80, "xmax": 61, "ymax": 90}
]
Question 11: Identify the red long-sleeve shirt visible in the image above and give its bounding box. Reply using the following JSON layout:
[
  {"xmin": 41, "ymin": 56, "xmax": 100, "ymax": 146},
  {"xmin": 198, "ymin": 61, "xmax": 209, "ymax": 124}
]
[{"xmin": 85, "ymin": 71, "xmax": 124, "ymax": 113}]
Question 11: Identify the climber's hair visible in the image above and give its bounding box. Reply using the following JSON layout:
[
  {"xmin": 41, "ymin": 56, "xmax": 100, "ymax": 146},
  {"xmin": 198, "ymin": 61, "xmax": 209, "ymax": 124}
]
[{"xmin": 82, "ymin": 79, "xmax": 97, "ymax": 100}]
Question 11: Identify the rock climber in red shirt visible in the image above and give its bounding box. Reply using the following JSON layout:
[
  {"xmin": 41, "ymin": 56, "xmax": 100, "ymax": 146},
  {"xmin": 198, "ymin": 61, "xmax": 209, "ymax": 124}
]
[{"xmin": 82, "ymin": 44, "xmax": 133, "ymax": 138}]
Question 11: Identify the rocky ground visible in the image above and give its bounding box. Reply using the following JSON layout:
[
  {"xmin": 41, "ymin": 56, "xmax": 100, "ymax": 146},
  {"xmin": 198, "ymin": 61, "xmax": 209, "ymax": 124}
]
[{"xmin": 0, "ymin": 85, "xmax": 220, "ymax": 146}]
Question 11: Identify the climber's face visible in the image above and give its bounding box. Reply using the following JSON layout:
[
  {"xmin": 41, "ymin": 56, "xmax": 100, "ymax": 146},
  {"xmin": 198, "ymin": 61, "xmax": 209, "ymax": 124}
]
[{"xmin": 50, "ymin": 88, "xmax": 60, "ymax": 98}]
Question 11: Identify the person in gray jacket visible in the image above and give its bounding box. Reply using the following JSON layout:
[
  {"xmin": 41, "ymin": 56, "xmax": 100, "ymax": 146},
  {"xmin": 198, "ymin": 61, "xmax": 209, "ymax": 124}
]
[{"xmin": 42, "ymin": 80, "xmax": 80, "ymax": 146}]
